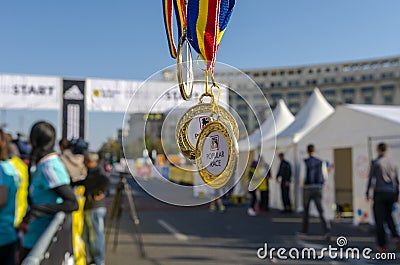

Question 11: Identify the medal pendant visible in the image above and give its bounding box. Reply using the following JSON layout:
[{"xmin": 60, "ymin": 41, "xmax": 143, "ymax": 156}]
[{"xmin": 195, "ymin": 121, "xmax": 238, "ymax": 189}]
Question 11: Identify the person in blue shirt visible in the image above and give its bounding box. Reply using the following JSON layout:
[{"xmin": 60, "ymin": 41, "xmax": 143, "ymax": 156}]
[
  {"xmin": 18, "ymin": 121, "xmax": 78, "ymax": 262},
  {"xmin": 0, "ymin": 129, "xmax": 21, "ymax": 265},
  {"xmin": 299, "ymin": 144, "xmax": 330, "ymax": 240}
]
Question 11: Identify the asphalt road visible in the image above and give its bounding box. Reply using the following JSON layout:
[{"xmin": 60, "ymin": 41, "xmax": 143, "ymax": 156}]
[{"xmin": 105, "ymin": 176, "xmax": 399, "ymax": 265}]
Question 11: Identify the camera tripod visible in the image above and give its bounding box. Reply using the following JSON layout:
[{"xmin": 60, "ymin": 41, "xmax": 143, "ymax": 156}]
[{"xmin": 105, "ymin": 172, "xmax": 146, "ymax": 258}]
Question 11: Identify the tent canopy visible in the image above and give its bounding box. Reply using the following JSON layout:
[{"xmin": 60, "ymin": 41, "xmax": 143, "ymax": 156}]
[
  {"xmin": 276, "ymin": 87, "xmax": 334, "ymax": 146},
  {"xmin": 238, "ymin": 99, "xmax": 294, "ymax": 151},
  {"xmin": 347, "ymin": 104, "xmax": 400, "ymax": 125}
]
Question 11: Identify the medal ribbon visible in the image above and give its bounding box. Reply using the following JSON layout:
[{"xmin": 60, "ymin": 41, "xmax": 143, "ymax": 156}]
[
  {"xmin": 187, "ymin": 0, "xmax": 235, "ymax": 72},
  {"xmin": 163, "ymin": 0, "xmax": 188, "ymax": 59}
]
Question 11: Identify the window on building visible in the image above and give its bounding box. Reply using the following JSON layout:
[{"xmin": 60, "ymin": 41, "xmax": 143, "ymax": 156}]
[
  {"xmin": 237, "ymin": 104, "xmax": 248, "ymax": 111},
  {"xmin": 381, "ymin": 72, "xmax": 394, "ymax": 79},
  {"xmin": 323, "ymin": 90, "xmax": 336, "ymax": 97},
  {"xmin": 384, "ymin": 96, "xmax": 393, "ymax": 104},
  {"xmin": 288, "ymin": 92, "xmax": 300, "ymax": 99},
  {"xmin": 271, "ymin": 93, "xmax": 281, "ymax": 100},
  {"xmin": 364, "ymin": 97, "xmax": 372, "ymax": 104},
  {"xmin": 253, "ymin": 94, "xmax": 265, "ymax": 100},
  {"xmin": 344, "ymin": 98, "xmax": 353, "ymax": 104},
  {"xmin": 305, "ymin": 91, "xmax": 312, "ymax": 97},
  {"xmin": 382, "ymin": 85, "xmax": 395, "ymax": 92},
  {"xmin": 342, "ymin": 88, "xmax": 355, "ymax": 95},
  {"xmin": 343, "ymin": 76, "xmax": 355, "ymax": 82},
  {"xmin": 288, "ymin": 102, "xmax": 300, "ymax": 109},
  {"xmin": 361, "ymin": 86, "xmax": 374, "ymax": 93}
]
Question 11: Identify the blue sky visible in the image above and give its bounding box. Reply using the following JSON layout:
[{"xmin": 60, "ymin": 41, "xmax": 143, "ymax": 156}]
[{"xmin": 0, "ymin": 0, "xmax": 399, "ymax": 149}]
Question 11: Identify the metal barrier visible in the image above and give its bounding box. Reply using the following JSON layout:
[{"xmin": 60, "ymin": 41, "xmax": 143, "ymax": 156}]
[{"xmin": 22, "ymin": 212, "xmax": 73, "ymax": 265}]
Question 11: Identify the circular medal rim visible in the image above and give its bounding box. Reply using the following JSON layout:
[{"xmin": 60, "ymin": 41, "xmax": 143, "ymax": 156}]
[
  {"xmin": 195, "ymin": 121, "xmax": 238, "ymax": 189},
  {"xmin": 175, "ymin": 103, "xmax": 239, "ymax": 161},
  {"xmin": 177, "ymin": 35, "xmax": 194, "ymax": 100}
]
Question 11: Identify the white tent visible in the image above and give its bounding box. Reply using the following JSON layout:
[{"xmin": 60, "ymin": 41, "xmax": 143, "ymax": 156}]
[
  {"xmin": 232, "ymin": 100, "xmax": 294, "ymax": 197},
  {"xmin": 298, "ymin": 104, "xmax": 400, "ymax": 225},
  {"xmin": 238, "ymin": 99, "xmax": 295, "ymax": 151},
  {"xmin": 263, "ymin": 88, "xmax": 335, "ymax": 211}
]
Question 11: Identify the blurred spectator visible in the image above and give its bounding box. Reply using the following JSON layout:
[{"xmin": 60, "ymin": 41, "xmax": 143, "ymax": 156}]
[
  {"xmin": 13, "ymin": 133, "xmax": 31, "ymax": 165},
  {"xmin": 247, "ymin": 160, "xmax": 258, "ymax": 216},
  {"xmin": 299, "ymin": 144, "xmax": 330, "ymax": 240},
  {"xmin": 209, "ymin": 188, "xmax": 226, "ymax": 213},
  {"xmin": 247, "ymin": 158, "xmax": 271, "ymax": 216},
  {"xmin": 366, "ymin": 142, "xmax": 400, "ymax": 252},
  {"xmin": 5, "ymin": 133, "xmax": 20, "ymax": 157},
  {"xmin": 276, "ymin": 153, "xmax": 292, "ymax": 213},
  {"xmin": 0, "ymin": 129, "xmax": 21, "ymax": 265},
  {"xmin": 19, "ymin": 121, "xmax": 78, "ymax": 262},
  {"xmin": 75, "ymin": 151, "xmax": 110, "ymax": 265},
  {"xmin": 59, "ymin": 138, "xmax": 87, "ymax": 183},
  {"xmin": 258, "ymin": 160, "xmax": 271, "ymax": 213}
]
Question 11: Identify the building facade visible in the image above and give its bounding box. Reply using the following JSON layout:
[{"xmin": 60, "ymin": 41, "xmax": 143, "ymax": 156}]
[{"xmin": 209, "ymin": 56, "xmax": 400, "ymax": 132}]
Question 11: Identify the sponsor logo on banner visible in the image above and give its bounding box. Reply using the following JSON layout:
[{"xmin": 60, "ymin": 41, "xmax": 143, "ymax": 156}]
[
  {"xmin": 62, "ymin": 80, "xmax": 85, "ymax": 140},
  {"xmin": 92, "ymin": 88, "xmax": 121, "ymax": 98},
  {"xmin": 64, "ymin": 85, "xmax": 84, "ymax": 100}
]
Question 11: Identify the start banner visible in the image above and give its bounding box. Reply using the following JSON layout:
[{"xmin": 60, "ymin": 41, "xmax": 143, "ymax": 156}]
[{"xmin": 0, "ymin": 74, "xmax": 61, "ymax": 110}]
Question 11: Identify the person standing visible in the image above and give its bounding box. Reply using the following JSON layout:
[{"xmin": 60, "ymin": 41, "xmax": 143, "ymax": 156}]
[
  {"xmin": 258, "ymin": 163, "xmax": 271, "ymax": 213},
  {"xmin": 247, "ymin": 160, "xmax": 259, "ymax": 216},
  {"xmin": 276, "ymin": 153, "xmax": 292, "ymax": 213},
  {"xmin": 366, "ymin": 142, "xmax": 400, "ymax": 252},
  {"xmin": 75, "ymin": 151, "xmax": 110, "ymax": 265},
  {"xmin": 59, "ymin": 138, "xmax": 87, "ymax": 183},
  {"xmin": 19, "ymin": 121, "xmax": 78, "ymax": 262},
  {"xmin": 300, "ymin": 144, "xmax": 330, "ymax": 239},
  {"xmin": 0, "ymin": 129, "xmax": 20, "ymax": 265}
]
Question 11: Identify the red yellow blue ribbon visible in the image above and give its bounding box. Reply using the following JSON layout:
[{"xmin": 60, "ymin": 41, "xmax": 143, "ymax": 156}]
[
  {"xmin": 186, "ymin": 0, "xmax": 235, "ymax": 72},
  {"xmin": 162, "ymin": 0, "xmax": 188, "ymax": 59}
]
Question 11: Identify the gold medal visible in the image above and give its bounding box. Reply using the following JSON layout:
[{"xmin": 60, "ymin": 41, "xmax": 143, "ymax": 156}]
[
  {"xmin": 176, "ymin": 94, "xmax": 239, "ymax": 161},
  {"xmin": 177, "ymin": 34, "xmax": 194, "ymax": 100},
  {"xmin": 195, "ymin": 121, "xmax": 238, "ymax": 189}
]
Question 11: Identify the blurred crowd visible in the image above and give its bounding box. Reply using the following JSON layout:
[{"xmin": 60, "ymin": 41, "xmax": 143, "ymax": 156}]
[{"xmin": 0, "ymin": 121, "xmax": 109, "ymax": 265}]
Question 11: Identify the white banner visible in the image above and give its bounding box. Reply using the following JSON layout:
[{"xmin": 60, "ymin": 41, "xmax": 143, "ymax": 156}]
[
  {"xmin": 0, "ymin": 74, "xmax": 61, "ymax": 110},
  {"xmin": 86, "ymin": 78, "xmax": 142, "ymax": 112},
  {"xmin": 87, "ymin": 78, "xmax": 229, "ymax": 113}
]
